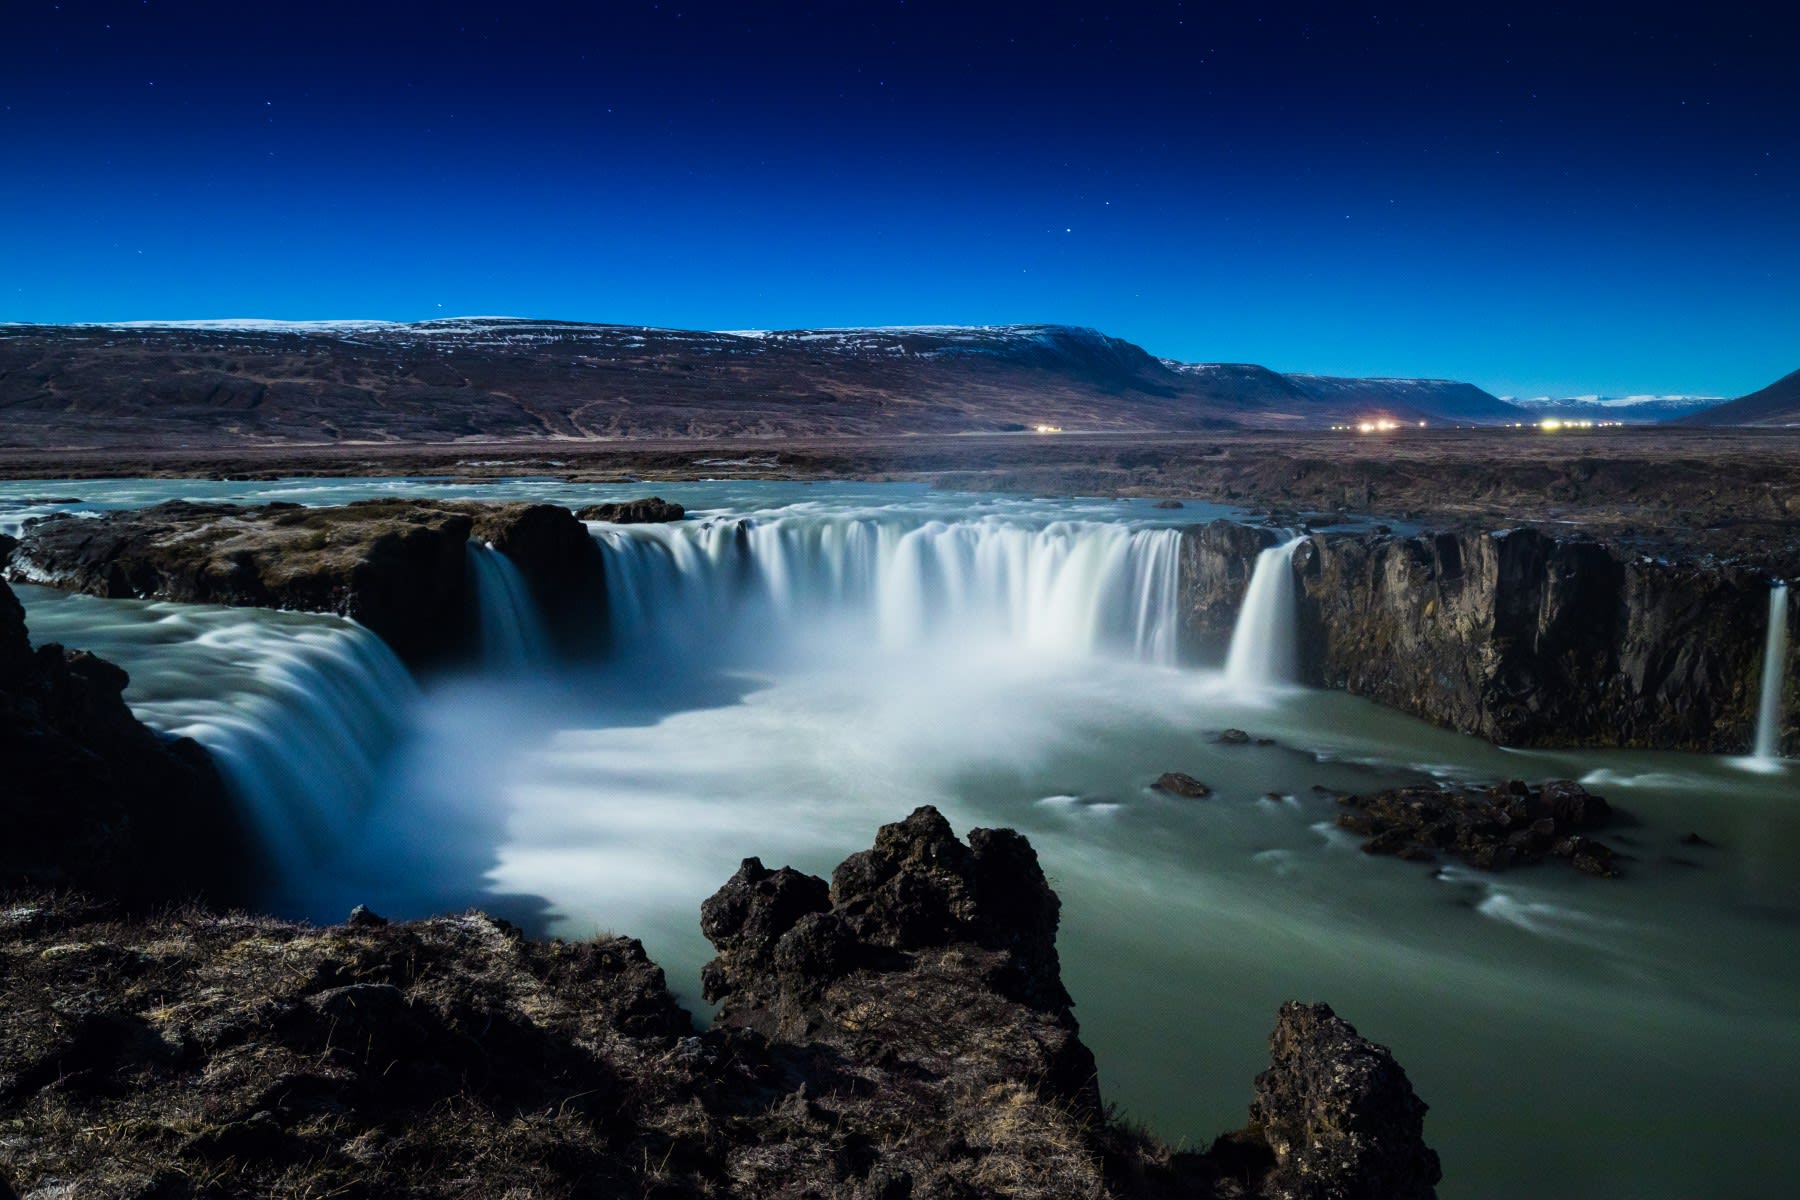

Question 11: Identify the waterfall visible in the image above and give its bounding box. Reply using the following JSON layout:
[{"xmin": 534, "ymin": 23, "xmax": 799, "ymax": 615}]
[
  {"xmin": 467, "ymin": 541, "xmax": 552, "ymax": 671},
  {"xmin": 1223, "ymin": 536, "xmax": 1307, "ymax": 688},
  {"xmin": 1753, "ymin": 582, "xmax": 1790, "ymax": 762},
  {"xmin": 13, "ymin": 586, "xmax": 420, "ymax": 879},
  {"xmin": 172, "ymin": 623, "xmax": 420, "ymax": 874},
  {"xmin": 589, "ymin": 515, "xmax": 1184, "ymax": 666}
]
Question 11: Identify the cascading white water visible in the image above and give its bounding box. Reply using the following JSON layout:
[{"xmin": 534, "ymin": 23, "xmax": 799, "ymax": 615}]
[
  {"xmin": 467, "ymin": 541, "xmax": 552, "ymax": 671},
  {"xmin": 1753, "ymin": 582, "xmax": 1790, "ymax": 762},
  {"xmin": 589, "ymin": 516, "xmax": 1184, "ymax": 666},
  {"xmin": 1223, "ymin": 536, "xmax": 1307, "ymax": 688},
  {"xmin": 12, "ymin": 586, "xmax": 420, "ymax": 876}
]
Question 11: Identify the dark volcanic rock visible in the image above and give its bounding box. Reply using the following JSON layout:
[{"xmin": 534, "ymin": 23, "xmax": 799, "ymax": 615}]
[
  {"xmin": 576, "ymin": 496, "xmax": 687, "ymax": 523},
  {"xmin": 460, "ymin": 501, "xmax": 609, "ymax": 652},
  {"xmin": 1241, "ymin": 1001, "xmax": 1441, "ymax": 1200},
  {"xmin": 7, "ymin": 499, "xmax": 614, "ymax": 667},
  {"xmin": 1180, "ymin": 520, "xmax": 1280, "ymax": 663},
  {"xmin": 0, "ymin": 580, "xmax": 245, "ymax": 902},
  {"xmin": 1182, "ymin": 519, "xmax": 1797, "ymax": 754},
  {"xmin": 9, "ymin": 500, "xmax": 475, "ymax": 667},
  {"xmin": 1295, "ymin": 527, "xmax": 1790, "ymax": 753},
  {"xmin": 1155, "ymin": 771, "xmax": 1214, "ymax": 798},
  {"xmin": 1, "ymin": 810, "xmax": 1443, "ymax": 1199},
  {"xmin": 1335, "ymin": 779, "xmax": 1619, "ymax": 876}
]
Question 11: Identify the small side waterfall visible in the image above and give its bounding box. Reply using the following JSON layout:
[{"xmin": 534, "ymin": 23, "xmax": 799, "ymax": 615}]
[
  {"xmin": 1753, "ymin": 582, "xmax": 1790, "ymax": 762},
  {"xmin": 590, "ymin": 516, "xmax": 1184, "ymax": 666},
  {"xmin": 467, "ymin": 541, "xmax": 552, "ymax": 671},
  {"xmin": 1223, "ymin": 536, "xmax": 1307, "ymax": 687}
]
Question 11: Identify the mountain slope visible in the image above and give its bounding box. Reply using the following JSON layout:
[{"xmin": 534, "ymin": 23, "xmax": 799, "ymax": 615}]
[
  {"xmin": 1506, "ymin": 394, "xmax": 1727, "ymax": 423},
  {"xmin": 0, "ymin": 318, "xmax": 1517, "ymax": 447},
  {"xmin": 1677, "ymin": 368, "xmax": 1800, "ymax": 427}
]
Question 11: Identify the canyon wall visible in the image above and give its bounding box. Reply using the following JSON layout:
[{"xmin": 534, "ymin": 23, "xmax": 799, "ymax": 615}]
[{"xmin": 1181, "ymin": 520, "xmax": 1797, "ymax": 755}]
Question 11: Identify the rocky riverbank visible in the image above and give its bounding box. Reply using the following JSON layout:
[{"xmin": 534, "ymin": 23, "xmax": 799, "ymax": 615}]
[
  {"xmin": 1181, "ymin": 520, "xmax": 1798, "ymax": 755},
  {"xmin": 3, "ymin": 500, "xmax": 609, "ymax": 668},
  {"xmin": 0, "ymin": 807, "xmax": 1441, "ymax": 1200}
]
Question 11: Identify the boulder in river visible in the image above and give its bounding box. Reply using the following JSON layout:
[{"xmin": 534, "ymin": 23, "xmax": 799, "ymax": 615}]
[
  {"xmin": 1335, "ymin": 779, "xmax": 1620, "ymax": 876},
  {"xmin": 1155, "ymin": 771, "xmax": 1214, "ymax": 798},
  {"xmin": 576, "ymin": 496, "xmax": 686, "ymax": 523}
]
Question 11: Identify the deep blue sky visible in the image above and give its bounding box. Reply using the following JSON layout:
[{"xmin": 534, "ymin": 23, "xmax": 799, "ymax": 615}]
[{"xmin": 3, "ymin": 2, "xmax": 1795, "ymax": 397}]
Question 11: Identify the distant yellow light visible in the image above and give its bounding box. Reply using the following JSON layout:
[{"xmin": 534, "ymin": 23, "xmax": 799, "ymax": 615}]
[
  {"xmin": 1539, "ymin": 418, "xmax": 1563, "ymax": 431},
  {"xmin": 1034, "ymin": 423, "xmax": 1063, "ymax": 434}
]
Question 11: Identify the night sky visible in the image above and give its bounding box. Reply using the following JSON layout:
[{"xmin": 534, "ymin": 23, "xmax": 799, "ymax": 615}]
[{"xmin": 3, "ymin": 2, "xmax": 1795, "ymax": 397}]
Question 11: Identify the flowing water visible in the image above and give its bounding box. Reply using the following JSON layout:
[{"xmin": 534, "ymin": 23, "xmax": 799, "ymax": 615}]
[
  {"xmin": 467, "ymin": 541, "xmax": 554, "ymax": 672},
  {"xmin": 8, "ymin": 479, "xmax": 1800, "ymax": 1199},
  {"xmin": 1753, "ymin": 582, "xmax": 1790, "ymax": 763},
  {"xmin": 1222, "ymin": 536, "xmax": 1306, "ymax": 687}
]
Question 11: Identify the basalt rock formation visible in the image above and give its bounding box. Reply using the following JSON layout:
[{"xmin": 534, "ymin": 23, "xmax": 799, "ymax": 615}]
[
  {"xmin": 1237, "ymin": 1002, "xmax": 1442, "ymax": 1200},
  {"xmin": 1, "ymin": 809, "xmax": 1441, "ymax": 1199},
  {"xmin": 0, "ymin": 580, "xmax": 244, "ymax": 902},
  {"xmin": 1179, "ymin": 520, "xmax": 1280, "ymax": 663},
  {"xmin": 576, "ymin": 496, "xmax": 687, "ymax": 523},
  {"xmin": 1334, "ymin": 779, "xmax": 1620, "ymax": 877},
  {"xmin": 6, "ymin": 499, "xmax": 606, "ymax": 668},
  {"xmin": 1181, "ymin": 520, "xmax": 1797, "ymax": 754}
]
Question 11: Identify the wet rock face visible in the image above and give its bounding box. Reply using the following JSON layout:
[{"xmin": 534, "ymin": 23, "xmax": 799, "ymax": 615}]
[
  {"xmin": 1295, "ymin": 527, "xmax": 1783, "ymax": 752},
  {"xmin": 1245, "ymin": 1002, "xmax": 1441, "ymax": 1200},
  {"xmin": 1180, "ymin": 520, "xmax": 1281, "ymax": 663},
  {"xmin": 1184, "ymin": 520, "xmax": 1793, "ymax": 753},
  {"xmin": 0, "ymin": 580, "xmax": 245, "ymax": 903},
  {"xmin": 576, "ymin": 496, "xmax": 686, "ymax": 523}
]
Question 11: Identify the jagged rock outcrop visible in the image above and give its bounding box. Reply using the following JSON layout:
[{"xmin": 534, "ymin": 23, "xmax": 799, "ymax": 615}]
[
  {"xmin": 1180, "ymin": 520, "xmax": 1280, "ymax": 662},
  {"xmin": 0, "ymin": 580, "xmax": 245, "ymax": 902},
  {"xmin": 700, "ymin": 807, "xmax": 1099, "ymax": 1118},
  {"xmin": 6, "ymin": 499, "xmax": 611, "ymax": 668},
  {"xmin": 576, "ymin": 496, "xmax": 687, "ymax": 523},
  {"xmin": 1238, "ymin": 1002, "xmax": 1441, "ymax": 1200},
  {"xmin": 1181, "ymin": 520, "xmax": 1796, "ymax": 754},
  {"xmin": 0, "ymin": 809, "xmax": 1440, "ymax": 1199}
]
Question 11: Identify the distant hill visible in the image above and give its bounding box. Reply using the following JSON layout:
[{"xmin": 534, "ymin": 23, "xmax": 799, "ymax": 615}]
[
  {"xmin": 1504, "ymin": 394, "xmax": 1728, "ymax": 424},
  {"xmin": 0, "ymin": 318, "xmax": 1520, "ymax": 447},
  {"xmin": 1677, "ymin": 368, "xmax": 1800, "ymax": 427}
]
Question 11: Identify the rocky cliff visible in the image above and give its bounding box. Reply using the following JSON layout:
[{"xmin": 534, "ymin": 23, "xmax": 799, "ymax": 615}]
[
  {"xmin": 0, "ymin": 579, "xmax": 246, "ymax": 902},
  {"xmin": 6, "ymin": 500, "xmax": 609, "ymax": 668},
  {"xmin": 0, "ymin": 808, "xmax": 1439, "ymax": 1199},
  {"xmin": 1180, "ymin": 520, "xmax": 1797, "ymax": 754}
]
